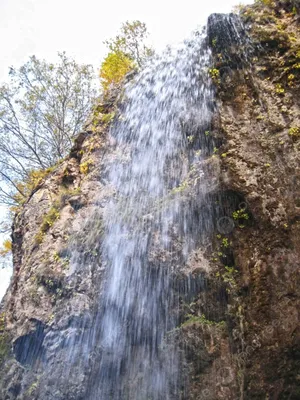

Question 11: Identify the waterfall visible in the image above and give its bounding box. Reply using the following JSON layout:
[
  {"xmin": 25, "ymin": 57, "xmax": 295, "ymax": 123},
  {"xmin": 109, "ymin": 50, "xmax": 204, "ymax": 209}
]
[
  {"xmin": 15, "ymin": 25, "xmax": 218, "ymax": 400},
  {"xmin": 83, "ymin": 28, "xmax": 215, "ymax": 399}
]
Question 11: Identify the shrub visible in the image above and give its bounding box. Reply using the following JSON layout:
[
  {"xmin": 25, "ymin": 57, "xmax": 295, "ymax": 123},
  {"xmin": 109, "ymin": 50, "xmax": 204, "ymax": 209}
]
[
  {"xmin": 12, "ymin": 166, "xmax": 56, "ymax": 208},
  {"xmin": 99, "ymin": 52, "xmax": 134, "ymax": 92}
]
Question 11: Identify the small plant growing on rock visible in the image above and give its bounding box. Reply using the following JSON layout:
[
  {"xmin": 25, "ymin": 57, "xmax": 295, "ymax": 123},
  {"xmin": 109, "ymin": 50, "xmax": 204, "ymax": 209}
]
[
  {"xmin": 58, "ymin": 186, "xmax": 82, "ymax": 207},
  {"xmin": 35, "ymin": 205, "xmax": 60, "ymax": 244},
  {"xmin": 40, "ymin": 206, "xmax": 60, "ymax": 233},
  {"xmin": 181, "ymin": 313, "xmax": 226, "ymax": 328},
  {"xmin": 0, "ymin": 313, "xmax": 9, "ymax": 365},
  {"xmin": 222, "ymin": 238, "xmax": 229, "ymax": 248},
  {"xmin": 288, "ymin": 126, "xmax": 300, "ymax": 138},
  {"xmin": 53, "ymin": 252, "xmax": 60, "ymax": 262},
  {"xmin": 208, "ymin": 68, "xmax": 221, "ymax": 85},
  {"xmin": 101, "ymin": 112, "xmax": 116, "ymax": 125},
  {"xmin": 275, "ymin": 83, "xmax": 285, "ymax": 95},
  {"xmin": 232, "ymin": 209, "xmax": 249, "ymax": 221},
  {"xmin": 216, "ymin": 266, "xmax": 239, "ymax": 294},
  {"xmin": 80, "ymin": 159, "xmax": 94, "ymax": 175}
]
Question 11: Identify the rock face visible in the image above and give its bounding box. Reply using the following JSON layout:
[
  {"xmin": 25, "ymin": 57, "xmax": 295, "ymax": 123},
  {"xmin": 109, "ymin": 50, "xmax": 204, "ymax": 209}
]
[
  {"xmin": 0, "ymin": 93, "xmax": 118, "ymax": 399},
  {"xmin": 1, "ymin": 1, "xmax": 300, "ymax": 399}
]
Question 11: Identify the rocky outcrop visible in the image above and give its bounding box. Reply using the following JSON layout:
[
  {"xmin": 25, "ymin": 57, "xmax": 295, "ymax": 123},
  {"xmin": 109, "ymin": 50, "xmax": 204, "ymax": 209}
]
[
  {"xmin": 1, "ymin": 1, "xmax": 300, "ymax": 399},
  {"xmin": 0, "ymin": 90, "xmax": 121, "ymax": 399},
  {"xmin": 182, "ymin": 1, "xmax": 300, "ymax": 398}
]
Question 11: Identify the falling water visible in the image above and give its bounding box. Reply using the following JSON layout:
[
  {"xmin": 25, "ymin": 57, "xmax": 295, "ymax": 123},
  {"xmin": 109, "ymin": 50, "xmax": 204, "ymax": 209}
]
[
  {"xmin": 12, "ymin": 26, "xmax": 218, "ymax": 400},
  {"xmin": 3, "ymin": 13, "xmax": 257, "ymax": 400},
  {"xmin": 83, "ymin": 29, "xmax": 215, "ymax": 399}
]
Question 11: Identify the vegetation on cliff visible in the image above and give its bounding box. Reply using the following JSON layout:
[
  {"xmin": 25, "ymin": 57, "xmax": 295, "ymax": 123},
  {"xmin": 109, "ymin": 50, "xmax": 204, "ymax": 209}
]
[
  {"xmin": 1, "ymin": 1, "xmax": 300, "ymax": 398},
  {"xmin": 0, "ymin": 53, "xmax": 96, "ymax": 206},
  {"xmin": 99, "ymin": 20, "xmax": 153, "ymax": 92},
  {"xmin": 0, "ymin": 20, "xmax": 152, "ymax": 262}
]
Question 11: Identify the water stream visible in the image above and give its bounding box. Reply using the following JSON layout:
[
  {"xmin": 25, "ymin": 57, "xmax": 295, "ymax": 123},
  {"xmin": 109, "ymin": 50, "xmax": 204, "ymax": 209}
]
[{"xmin": 85, "ymin": 28, "xmax": 215, "ymax": 399}]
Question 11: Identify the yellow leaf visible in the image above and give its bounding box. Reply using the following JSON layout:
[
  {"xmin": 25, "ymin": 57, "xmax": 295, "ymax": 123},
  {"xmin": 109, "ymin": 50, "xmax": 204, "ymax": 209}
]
[{"xmin": 0, "ymin": 240, "xmax": 12, "ymax": 257}]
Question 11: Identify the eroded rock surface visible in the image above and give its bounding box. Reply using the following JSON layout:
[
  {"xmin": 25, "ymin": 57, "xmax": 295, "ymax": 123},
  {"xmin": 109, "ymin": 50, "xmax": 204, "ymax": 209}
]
[{"xmin": 1, "ymin": 1, "xmax": 300, "ymax": 399}]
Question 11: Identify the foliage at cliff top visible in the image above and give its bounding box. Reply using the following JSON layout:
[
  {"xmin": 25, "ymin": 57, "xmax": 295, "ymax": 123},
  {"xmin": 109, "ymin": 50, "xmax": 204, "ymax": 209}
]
[
  {"xmin": 0, "ymin": 22, "xmax": 153, "ymax": 208},
  {"xmin": 100, "ymin": 21, "xmax": 153, "ymax": 93},
  {"xmin": 100, "ymin": 52, "xmax": 134, "ymax": 92},
  {"xmin": 0, "ymin": 52, "xmax": 96, "ymax": 206}
]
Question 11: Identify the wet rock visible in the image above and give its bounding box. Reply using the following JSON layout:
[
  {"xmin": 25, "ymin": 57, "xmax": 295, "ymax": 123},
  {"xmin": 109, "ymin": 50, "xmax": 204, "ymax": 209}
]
[{"xmin": 1, "ymin": 1, "xmax": 300, "ymax": 399}]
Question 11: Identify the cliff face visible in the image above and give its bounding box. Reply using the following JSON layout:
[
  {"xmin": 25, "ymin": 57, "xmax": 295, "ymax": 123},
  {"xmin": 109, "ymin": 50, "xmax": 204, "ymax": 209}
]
[
  {"xmin": 1, "ymin": 1, "xmax": 300, "ymax": 399},
  {"xmin": 183, "ymin": 2, "xmax": 300, "ymax": 398},
  {"xmin": 0, "ymin": 92, "xmax": 118, "ymax": 399}
]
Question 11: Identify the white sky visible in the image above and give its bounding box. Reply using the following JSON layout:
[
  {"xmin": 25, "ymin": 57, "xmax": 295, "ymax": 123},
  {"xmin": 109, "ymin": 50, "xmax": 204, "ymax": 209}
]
[
  {"xmin": 0, "ymin": 0, "xmax": 253, "ymax": 81},
  {"xmin": 0, "ymin": 264, "xmax": 12, "ymax": 300},
  {"xmin": 0, "ymin": 0, "xmax": 253, "ymax": 300}
]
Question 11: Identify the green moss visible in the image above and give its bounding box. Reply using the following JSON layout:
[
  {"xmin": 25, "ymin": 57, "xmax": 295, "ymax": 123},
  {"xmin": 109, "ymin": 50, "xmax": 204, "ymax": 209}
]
[
  {"xmin": 170, "ymin": 180, "xmax": 189, "ymax": 195},
  {"xmin": 35, "ymin": 205, "xmax": 60, "ymax": 245},
  {"xmin": 232, "ymin": 209, "xmax": 249, "ymax": 221},
  {"xmin": 27, "ymin": 381, "xmax": 38, "ymax": 396},
  {"xmin": 181, "ymin": 314, "xmax": 226, "ymax": 328},
  {"xmin": 58, "ymin": 186, "xmax": 81, "ymax": 207},
  {"xmin": 26, "ymin": 377, "xmax": 41, "ymax": 397},
  {"xmin": 222, "ymin": 238, "xmax": 229, "ymax": 248},
  {"xmin": 40, "ymin": 206, "xmax": 60, "ymax": 233},
  {"xmin": 54, "ymin": 252, "xmax": 70, "ymax": 270},
  {"xmin": 101, "ymin": 112, "xmax": 115, "ymax": 125},
  {"xmin": 0, "ymin": 313, "xmax": 9, "ymax": 365},
  {"xmin": 53, "ymin": 251, "xmax": 60, "ymax": 262},
  {"xmin": 216, "ymin": 265, "xmax": 239, "ymax": 293}
]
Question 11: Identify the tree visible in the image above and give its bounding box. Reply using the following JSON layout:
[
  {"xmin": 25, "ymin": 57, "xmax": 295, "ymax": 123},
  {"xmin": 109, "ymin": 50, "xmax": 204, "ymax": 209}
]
[
  {"xmin": 104, "ymin": 21, "xmax": 153, "ymax": 68},
  {"xmin": 99, "ymin": 21, "xmax": 153, "ymax": 92},
  {"xmin": 100, "ymin": 52, "xmax": 134, "ymax": 92},
  {"xmin": 0, "ymin": 52, "xmax": 96, "ymax": 205}
]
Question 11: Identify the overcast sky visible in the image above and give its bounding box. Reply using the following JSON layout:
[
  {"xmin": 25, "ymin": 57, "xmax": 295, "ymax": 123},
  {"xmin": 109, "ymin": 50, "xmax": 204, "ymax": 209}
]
[
  {"xmin": 0, "ymin": 0, "xmax": 253, "ymax": 300},
  {"xmin": 0, "ymin": 0, "xmax": 252, "ymax": 81}
]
